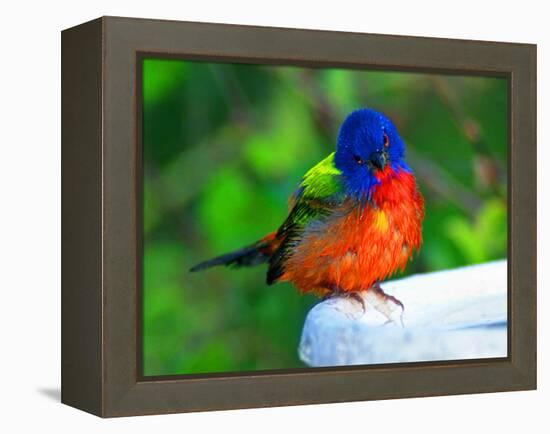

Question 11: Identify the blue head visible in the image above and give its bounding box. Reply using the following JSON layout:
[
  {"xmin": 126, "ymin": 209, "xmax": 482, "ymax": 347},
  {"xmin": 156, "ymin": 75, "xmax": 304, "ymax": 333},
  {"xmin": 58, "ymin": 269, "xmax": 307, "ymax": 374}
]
[{"xmin": 334, "ymin": 108, "xmax": 409, "ymax": 200}]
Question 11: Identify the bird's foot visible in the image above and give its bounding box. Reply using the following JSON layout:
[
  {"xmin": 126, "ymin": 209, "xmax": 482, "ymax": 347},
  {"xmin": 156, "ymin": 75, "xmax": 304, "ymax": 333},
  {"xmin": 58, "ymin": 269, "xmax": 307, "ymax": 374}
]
[
  {"xmin": 365, "ymin": 282, "xmax": 405, "ymax": 327},
  {"xmin": 324, "ymin": 288, "xmax": 366, "ymax": 314}
]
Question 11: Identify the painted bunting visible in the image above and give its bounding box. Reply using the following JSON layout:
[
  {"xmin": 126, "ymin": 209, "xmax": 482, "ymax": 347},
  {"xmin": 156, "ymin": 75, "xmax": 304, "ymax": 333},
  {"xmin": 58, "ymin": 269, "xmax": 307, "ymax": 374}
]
[{"xmin": 191, "ymin": 108, "xmax": 424, "ymax": 310}]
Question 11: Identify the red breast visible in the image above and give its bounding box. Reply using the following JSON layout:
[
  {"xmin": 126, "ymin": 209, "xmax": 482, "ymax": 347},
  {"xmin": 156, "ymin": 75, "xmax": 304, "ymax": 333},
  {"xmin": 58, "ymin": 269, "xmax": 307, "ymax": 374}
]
[{"xmin": 280, "ymin": 167, "xmax": 424, "ymax": 295}]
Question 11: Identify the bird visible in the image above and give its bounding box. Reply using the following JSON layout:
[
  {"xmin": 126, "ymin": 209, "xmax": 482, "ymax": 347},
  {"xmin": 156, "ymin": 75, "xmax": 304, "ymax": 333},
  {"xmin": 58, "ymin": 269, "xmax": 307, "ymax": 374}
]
[{"xmin": 190, "ymin": 108, "xmax": 424, "ymax": 314}]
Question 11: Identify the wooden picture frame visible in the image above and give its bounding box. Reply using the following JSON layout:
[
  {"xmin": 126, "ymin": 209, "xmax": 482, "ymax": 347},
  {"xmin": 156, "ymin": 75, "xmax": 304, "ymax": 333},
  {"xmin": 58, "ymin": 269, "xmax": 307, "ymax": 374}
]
[{"xmin": 61, "ymin": 16, "xmax": 537, "ymax": 417}]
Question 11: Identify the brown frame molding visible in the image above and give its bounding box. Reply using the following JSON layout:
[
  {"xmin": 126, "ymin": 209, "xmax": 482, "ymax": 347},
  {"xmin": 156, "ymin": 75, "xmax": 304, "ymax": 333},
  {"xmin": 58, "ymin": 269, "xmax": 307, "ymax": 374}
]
[{"xmin": 61, "ymin": 16, "xmax": 536, "ymax": 417}]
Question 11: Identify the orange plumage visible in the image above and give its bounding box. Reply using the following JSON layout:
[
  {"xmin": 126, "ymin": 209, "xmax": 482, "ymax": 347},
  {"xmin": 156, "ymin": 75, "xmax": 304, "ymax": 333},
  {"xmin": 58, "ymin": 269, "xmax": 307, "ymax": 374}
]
[{"xmin": 279, "ymin": 167, "xmax": 424, "ymax": 295}]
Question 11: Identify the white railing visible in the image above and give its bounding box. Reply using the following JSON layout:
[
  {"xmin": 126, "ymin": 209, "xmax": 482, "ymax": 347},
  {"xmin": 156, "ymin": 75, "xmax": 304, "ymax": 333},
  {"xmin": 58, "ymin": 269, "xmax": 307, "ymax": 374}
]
[{"xmin": 299, "ymin": 260, "xmax": 507, "ymax": 367}]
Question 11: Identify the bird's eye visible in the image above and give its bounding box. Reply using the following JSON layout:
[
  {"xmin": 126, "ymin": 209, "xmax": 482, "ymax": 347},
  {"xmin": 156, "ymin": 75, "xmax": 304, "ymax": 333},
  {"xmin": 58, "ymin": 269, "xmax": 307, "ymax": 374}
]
[
  {"xmin": 383, "ymin": 133, "xmax": 390, "ymax": 148},
  {"xmin": 354, "ymin": 155, "xmax": 364, "ymax": 164}
]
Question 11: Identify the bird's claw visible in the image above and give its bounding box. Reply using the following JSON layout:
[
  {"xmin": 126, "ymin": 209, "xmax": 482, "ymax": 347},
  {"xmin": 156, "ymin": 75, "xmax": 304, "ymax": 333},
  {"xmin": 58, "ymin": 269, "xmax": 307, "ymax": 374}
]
[
  {"xmin": 324, "ymin": 284, "xmax": 404, "ymax": 326},
  {"xmin": 325, "ymin": 288, "xmax": 366, "ymax": 314},
  {"xmin": 366, "ymin": 282, "xmax": 405, "ymax": 327}
]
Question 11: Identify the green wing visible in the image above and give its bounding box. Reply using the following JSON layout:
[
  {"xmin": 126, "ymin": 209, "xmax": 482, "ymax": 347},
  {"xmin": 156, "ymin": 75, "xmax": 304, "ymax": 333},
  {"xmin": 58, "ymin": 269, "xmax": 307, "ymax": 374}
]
[
  {"xmin": 266, "ymin": 152, "xmax": 344, "ymax": 284},
  {"xmin": 300, "ymin": 152, "xmax": 342, "ymax": 198}
]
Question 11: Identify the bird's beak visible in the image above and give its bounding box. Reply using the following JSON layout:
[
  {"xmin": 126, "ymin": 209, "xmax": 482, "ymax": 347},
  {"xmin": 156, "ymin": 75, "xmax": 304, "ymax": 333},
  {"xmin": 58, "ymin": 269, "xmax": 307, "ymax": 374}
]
[{"xmin": 369, "ymin": 151, "xmax": 388, "ymax": 171}]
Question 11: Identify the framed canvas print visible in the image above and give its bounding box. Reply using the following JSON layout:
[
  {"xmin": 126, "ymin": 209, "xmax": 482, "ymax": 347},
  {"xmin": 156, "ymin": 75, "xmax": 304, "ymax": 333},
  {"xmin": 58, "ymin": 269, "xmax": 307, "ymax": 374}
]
[{"xmin": 61, "ymin": 16, "xmax": 536, "ymax": 417}]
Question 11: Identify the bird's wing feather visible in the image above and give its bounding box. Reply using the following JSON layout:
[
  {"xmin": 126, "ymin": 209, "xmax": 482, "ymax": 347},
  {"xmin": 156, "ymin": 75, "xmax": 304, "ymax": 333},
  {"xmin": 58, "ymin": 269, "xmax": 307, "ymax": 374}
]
[{"xmin": 267, "ymin": 152, "xmax": 344, "ymax": 284}]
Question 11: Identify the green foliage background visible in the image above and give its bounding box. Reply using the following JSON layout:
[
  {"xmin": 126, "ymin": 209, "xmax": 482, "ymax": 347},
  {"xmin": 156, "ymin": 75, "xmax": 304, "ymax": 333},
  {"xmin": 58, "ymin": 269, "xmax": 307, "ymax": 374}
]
[{"xmin": 142, "ymin": 58, "xmax": 507, "ymax": 376}]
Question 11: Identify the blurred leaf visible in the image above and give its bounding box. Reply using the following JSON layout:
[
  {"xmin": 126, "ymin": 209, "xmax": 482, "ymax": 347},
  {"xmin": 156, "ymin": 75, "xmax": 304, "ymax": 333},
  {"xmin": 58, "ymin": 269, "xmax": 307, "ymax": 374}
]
[
  {"xmin": 243, "ymin": 86, "xmax": 322, "ymax": 179},
  {"xmin": 445, "ymin": 199, "xmax": 507, "ymax": 264},
  {"xmin": 143, "ymin": 58, "xmax": 188, "ymax": 104},
  {"xmin": 320, "ymin": 69, "xmax": 361, "ymax": 114}
]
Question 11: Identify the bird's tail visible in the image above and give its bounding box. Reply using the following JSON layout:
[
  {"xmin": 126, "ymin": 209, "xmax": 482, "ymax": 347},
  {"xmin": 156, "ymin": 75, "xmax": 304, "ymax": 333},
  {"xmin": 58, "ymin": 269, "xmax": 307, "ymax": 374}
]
[{"xmin": 189, "ymin": 232, "xmax": 277, "ymax": 272}]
